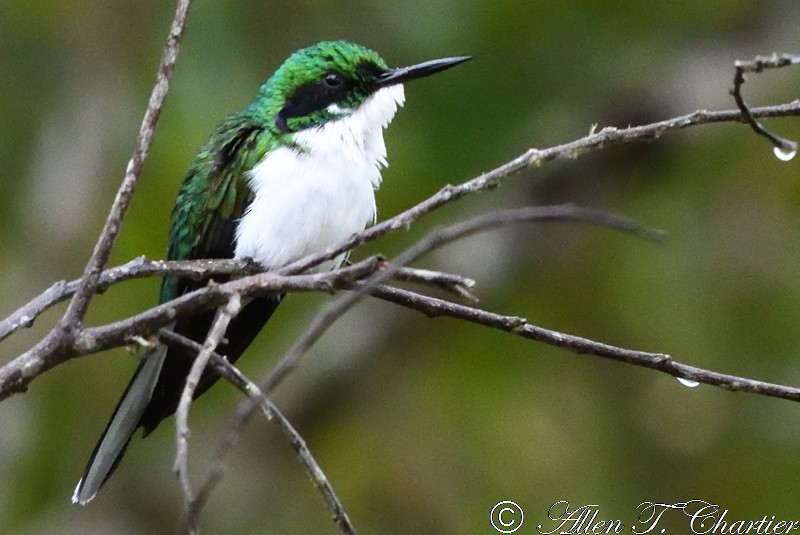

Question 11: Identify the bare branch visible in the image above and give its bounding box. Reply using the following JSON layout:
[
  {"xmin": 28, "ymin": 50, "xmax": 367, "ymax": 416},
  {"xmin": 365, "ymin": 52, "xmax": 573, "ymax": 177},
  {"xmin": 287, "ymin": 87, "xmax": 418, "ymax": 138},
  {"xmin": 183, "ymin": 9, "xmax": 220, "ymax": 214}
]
[
  {"xmin": 174, "ymin": 292, "xmax": 241, "ymax": 533},
  {"xmin": 0, "ymin": 0, "xmax": 195, "ymax": 396},
  {"xmin": 368, "ymin": 285, "xmax": 800, "ymax": 402},
  {"xmin": 63, "ymin": 0, "xmax": 194, "ymax": 327},
  {"xmin": 3, "ymin": 98, "xmax": 799, "ymax": 398},
  {"xmin": 161, "ymin": 331, "xmax": 357, "ymax": 535},
  {"xmin": 0, "ymin": 258, "xmax": 474, "ymax": 344},
  {"xmin": 0, "ymin": 257, "xmax": 257, "ymax": 343},
  {"xmin": 0, "ymin": 257, "xmax": 382, "ymax": 400},
  {"xmin": 0, "ymin": 201, "xmax": 650, "ymax": 366}
]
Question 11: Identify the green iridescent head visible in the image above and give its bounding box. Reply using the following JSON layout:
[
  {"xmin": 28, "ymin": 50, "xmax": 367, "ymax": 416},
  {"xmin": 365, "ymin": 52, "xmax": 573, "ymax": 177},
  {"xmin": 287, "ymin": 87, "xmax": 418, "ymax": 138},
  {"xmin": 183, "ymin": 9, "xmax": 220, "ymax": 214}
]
[{"xmin": 255, "ymin": 40, "xmax": 471, "ymax": 133}]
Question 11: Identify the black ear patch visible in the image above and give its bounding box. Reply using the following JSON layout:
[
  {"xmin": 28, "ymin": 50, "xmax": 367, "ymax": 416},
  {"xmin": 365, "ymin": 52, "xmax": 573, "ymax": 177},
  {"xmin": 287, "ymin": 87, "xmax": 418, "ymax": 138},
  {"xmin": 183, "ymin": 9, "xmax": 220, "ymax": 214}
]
[{"xmin": 277, "ymin": 71, "xmax": 355, "ymax": 132}]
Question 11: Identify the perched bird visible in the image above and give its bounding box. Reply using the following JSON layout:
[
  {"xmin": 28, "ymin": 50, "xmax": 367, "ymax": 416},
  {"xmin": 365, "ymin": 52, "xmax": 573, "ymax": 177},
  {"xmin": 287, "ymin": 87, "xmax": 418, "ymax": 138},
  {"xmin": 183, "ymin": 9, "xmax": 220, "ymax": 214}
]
[{"xmin": 73, "ymin": 40, "xmax": 470, "ymax": 504}]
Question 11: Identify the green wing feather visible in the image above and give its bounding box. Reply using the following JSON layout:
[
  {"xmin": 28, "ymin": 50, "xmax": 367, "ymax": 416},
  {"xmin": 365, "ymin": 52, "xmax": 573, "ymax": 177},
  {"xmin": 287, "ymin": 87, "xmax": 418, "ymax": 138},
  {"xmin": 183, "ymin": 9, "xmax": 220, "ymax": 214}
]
[
  {"xmin": 140, "ymin": 111, "xmax": 282, "ymax": 434},
  {"xmin": 161, "ymin": 112, "xmax": 270, "ymax": 303}
]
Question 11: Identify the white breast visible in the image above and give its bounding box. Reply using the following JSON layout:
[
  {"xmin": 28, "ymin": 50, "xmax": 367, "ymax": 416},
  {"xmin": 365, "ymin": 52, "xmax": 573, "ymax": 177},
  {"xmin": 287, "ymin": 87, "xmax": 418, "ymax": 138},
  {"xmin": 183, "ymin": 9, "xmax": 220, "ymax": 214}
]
[{"xmin": 234, "ymin": 85, "xmax": 405, "ymax": 271}]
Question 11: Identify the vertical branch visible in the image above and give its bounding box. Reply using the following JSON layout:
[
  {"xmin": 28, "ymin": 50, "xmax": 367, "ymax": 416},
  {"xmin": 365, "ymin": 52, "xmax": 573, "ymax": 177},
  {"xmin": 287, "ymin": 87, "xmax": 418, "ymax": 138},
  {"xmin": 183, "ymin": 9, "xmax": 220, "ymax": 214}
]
[
  {"xmin": 61, "ymin": 0, "xmax": 194, "ymax": 329},
  {"xmin": 175, "ymin": 293, "xmax": 241, "ymax": 534},
  {"xmin": 163, "ymin": 330, "xmax": 358, "ymax": 535}
]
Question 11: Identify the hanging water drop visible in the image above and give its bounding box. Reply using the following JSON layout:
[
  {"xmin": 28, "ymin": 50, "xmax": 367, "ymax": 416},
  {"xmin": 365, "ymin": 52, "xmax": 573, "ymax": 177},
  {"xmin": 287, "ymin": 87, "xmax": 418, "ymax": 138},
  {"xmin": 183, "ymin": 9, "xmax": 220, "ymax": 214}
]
[
  {"xmin": 773, "ymin": 143, "xmax": 797, "ymax": 162},
  {"xmin": 676, "ymin": 377, "xmax": 700, "ymax": 388}
]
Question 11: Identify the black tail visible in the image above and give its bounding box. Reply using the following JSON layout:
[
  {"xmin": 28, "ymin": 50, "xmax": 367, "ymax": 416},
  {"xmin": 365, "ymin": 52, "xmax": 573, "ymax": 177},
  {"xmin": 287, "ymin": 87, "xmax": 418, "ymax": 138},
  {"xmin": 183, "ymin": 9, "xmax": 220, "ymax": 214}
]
[
  {"xmin": 72, "ymin": 294, "xmax": 283, "ymax": 504},
  {"xmin": 72, "ymin": 344, "xmax": 168, "ymax": 505},
  {"xmin": 140, "ymin": 293, "xmax": 283, "ymax": 434}
]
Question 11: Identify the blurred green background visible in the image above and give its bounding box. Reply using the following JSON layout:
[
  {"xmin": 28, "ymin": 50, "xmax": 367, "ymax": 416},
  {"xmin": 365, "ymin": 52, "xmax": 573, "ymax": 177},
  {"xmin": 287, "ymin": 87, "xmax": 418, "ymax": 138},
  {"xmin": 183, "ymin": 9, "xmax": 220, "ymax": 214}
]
[{"xmin": 2, "ymin": 0, "xmax": 800, "ymax": 533}]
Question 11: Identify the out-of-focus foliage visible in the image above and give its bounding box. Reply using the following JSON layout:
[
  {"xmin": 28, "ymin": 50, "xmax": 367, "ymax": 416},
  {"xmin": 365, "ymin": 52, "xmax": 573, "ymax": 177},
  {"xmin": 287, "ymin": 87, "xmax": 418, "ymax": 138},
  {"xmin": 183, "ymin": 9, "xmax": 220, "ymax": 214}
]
[{"xmin": 1, "ymin": 1, "xmax": 799, "ymax": 533}]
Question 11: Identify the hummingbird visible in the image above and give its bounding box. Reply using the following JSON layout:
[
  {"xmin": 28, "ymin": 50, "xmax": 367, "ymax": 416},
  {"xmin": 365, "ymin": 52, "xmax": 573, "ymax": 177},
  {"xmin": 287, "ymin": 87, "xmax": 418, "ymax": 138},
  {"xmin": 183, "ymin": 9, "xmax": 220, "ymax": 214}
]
[{"xmin": 72, "ymin": 40, "xmax": 470, "ymax": 504}]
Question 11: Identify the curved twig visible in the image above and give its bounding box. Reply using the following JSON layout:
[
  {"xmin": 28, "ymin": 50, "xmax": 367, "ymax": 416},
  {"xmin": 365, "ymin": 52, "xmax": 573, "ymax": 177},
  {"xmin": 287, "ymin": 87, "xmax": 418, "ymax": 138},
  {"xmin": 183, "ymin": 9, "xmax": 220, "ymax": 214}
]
[{"xmin": 731, "ymin": 53, "xmax": 800, "ymax": 158}]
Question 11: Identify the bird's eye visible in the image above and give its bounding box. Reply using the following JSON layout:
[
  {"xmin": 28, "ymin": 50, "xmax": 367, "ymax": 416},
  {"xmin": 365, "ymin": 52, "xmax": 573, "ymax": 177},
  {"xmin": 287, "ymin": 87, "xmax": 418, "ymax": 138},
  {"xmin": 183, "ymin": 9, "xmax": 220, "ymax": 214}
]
[{"xmin": 323, "ymin": 73, "xmax": 343, "ymax": 87}]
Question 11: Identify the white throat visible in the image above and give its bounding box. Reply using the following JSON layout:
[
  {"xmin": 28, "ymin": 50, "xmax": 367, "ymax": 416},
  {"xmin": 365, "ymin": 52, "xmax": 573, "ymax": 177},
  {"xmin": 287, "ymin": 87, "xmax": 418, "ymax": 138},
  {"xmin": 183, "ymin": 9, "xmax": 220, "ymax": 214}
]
[{"xmin": 234, "ymin": 84, "xmax": 406, "ymax": 271}]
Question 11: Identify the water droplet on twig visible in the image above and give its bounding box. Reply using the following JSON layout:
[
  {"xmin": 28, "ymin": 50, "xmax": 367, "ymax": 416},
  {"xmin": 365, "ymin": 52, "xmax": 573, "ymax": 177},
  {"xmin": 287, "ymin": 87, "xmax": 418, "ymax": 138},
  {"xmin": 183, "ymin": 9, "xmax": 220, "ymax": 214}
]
[
  {"xmin": 676, "ymin": 377, "xmax": 700, "ymax": 388},
  {"xmin": 773, "ymin": 144, "xmax": 797, "ymax": 162}
]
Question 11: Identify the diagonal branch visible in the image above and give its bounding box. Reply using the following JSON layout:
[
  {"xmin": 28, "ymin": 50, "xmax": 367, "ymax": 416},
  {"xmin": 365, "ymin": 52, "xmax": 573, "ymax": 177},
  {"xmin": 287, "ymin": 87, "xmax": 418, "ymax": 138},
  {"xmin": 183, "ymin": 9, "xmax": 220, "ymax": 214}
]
[
  {"xmin": 367, "ymin": 285, "xmax": 800, "ymax": 402},
  {"xmin": 0, "ymin": 258, "xmax": 473, "ymax": 344},
  {"xmin": 264, "ymin": 204, "xmax": 663, "ymax": 394},
  {"xmin": 279, "ymin": 101, "xmax": 800, "ymax": 277},
  {"xmin": 0, "ymin": 257, "xmax": 382, "ymax": 400},
  {"xmin": 63, "ymin": 0, "xmax": 194, "ymax": 329},
  {"xmin": 0, "ymin": 199, "xmax": 655, "ymax": 401}
]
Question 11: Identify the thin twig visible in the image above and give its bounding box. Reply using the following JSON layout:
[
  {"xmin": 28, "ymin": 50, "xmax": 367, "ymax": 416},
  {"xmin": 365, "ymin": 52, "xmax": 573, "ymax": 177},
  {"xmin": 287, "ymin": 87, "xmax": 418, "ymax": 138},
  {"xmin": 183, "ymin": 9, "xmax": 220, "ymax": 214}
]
[
  {"xmin": 367, "ymin": 284, "xmax": 800, "ymax": 401},
  {"xmin": 392, "ymin": 266, "xmax": 478, "ymax": 302},
  {"xmin": 277, "ymin": 100, "xmax": 800, "ymax": 277},
  {"xmin": 731, "ymin": 53, "xmax": 800, "ymax": 158},
  {"xmin": 63, "ymin": 0, "xmax": 194, "ymax": 328},
  {"xmin": 265, "ymin": 204, "xmax": 662, "ymax": 393},
  {"xmin": 0, "ymin": 259, "xmax": 477, "ymax": 344},
  {"xmin": 161, "ymin": 331, "xmax": 357, "ymax": 535},
  {"xmin": 174, "ymin": 293, "xmax": 241, "ymax": 534}
]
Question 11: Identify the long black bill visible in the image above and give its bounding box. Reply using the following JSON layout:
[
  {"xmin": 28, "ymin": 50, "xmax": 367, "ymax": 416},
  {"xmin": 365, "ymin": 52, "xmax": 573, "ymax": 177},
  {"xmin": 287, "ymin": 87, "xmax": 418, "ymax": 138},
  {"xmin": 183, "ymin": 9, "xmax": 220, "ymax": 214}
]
[{"xmin": 374, "ymin": 55, "xmax": 472, "ymax": 89}]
